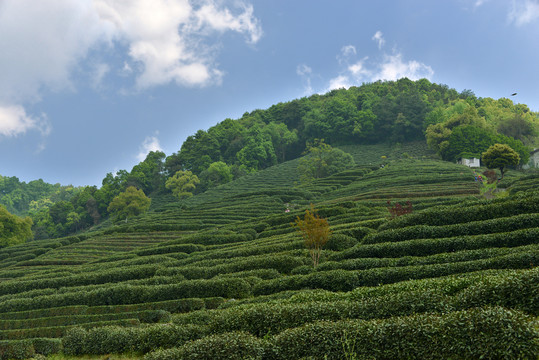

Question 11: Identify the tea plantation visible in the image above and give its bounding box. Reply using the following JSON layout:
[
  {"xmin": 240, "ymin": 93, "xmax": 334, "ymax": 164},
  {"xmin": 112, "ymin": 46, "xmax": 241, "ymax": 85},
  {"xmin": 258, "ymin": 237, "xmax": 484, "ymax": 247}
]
[{"xmin": 0, "ymin": 148, "xmax": 538, "ymax": 359}]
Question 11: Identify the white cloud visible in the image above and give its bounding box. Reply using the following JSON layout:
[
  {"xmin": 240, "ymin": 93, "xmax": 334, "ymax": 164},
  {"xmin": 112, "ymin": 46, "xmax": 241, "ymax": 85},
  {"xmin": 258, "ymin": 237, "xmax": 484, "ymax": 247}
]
[
  {"xmin": 341, "ymin": 45, "xmax": 357, "ymax": 57},
  {"xmin": 474, "ymin": 0, "xmax": 488, "ymax": 8},
  {"xmin": 509, "ymin": 0, "xmax": 539, "ymax": 25},
  {"xmin": 296, "ymin": 64, "xmax": 312, "ymax": 76},
  {"xmin": 328, "ymin": 75, "xmax": 352, "ymax": 90},
  {"xmin": 95, "ymin": 0, "xmax": 262, "ymax": 89},
  {"xmin": 0, "ymin": 105, "xmax": 50, "ymax": 137},
  {"xmin": 326, "ymin": 39, "xmax": 433, "ymax": 92},
  {"xmin": 193, "ymin": 2, "xmax": 262, "ymax": 44},
  {"xmin": 348, "ymin": 57, "xmax": 371, "ymax": 77},
  {"xmin": 372, "ymin": 31, "xmax": 385, "ymax": 49},
  {"xmin": 375, "ymin": 54, "xmax": 434, "ymax": 81},
  {"xmin": 0, "ymin": 0, "xmax": 112, "ymax": 104},
  {"xmin": 137, "ymin": 135, "xmax": 163, "ymax": 161},
  {"xmin": 0, "ymin": 0, "xmax": 261, "ymax": 138}
]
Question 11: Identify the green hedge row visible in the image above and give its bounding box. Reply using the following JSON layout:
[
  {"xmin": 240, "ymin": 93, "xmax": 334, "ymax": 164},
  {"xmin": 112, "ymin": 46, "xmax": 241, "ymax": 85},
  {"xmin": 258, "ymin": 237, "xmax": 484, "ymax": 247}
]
[
  {"xmin": 135, "ymin": 243, "xmax": 206, "ymax": 256},
  {"xmin": 63, "ymin": 323, "xmax": 208, "ymax": 355},
  {"xmin": 0, "ymin": 310, "xmax": 170, "ymax": 330},
  {"xmin": 319, "ymin": 244, "xmax": 538, "ymax": 272},
  {"xmin": 0, "ymin": 278, "xmax": 250, "ymax": 313},
  {"xmin": 334, "ymin": 227, "xmax": 539, "ymax": 260},
  {"xmin": 365, "ymin": 213, "xmax": 539, "ymax": 244},
  {"xmin": 254, "ymin": 251, "xmax": 538, "ymax": 295},
  {"xmin": 0, "ymin": 264, "xmax": 160, "ymax": 297},
  {"xmin": 0, "ymin": 319, "xmax": 140, "ymax": 340},
  {"xmin": 0, "ymin": 338, "xmax": 62, "ymax": 359},
  {"xmin": 143, "ymin": 308, "xmax": 539, "ymax": 360},
  {"xmin": 174, "ymin": 291, "xmax": 451, "ymax": 337},
  {"xmin": 143, "ymin": 331, "xmax": 266, "ymax": 360},
  {"xmin": 379, "ymin": 195, "xmax": 539, "ymax": 230},
  {"xmin": 269, "ymin": 307, "xmax": 538, "ymax": 360},
  {"xmin": 156, "ymin": 255, "xmax": 307, "ymax": 279}
]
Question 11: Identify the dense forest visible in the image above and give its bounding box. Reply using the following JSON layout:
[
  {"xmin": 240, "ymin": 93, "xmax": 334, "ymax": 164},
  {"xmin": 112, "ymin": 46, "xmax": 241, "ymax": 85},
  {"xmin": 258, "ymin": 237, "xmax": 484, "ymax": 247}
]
[{"xmin": 1, "ymin": 78, "xmax": 537, "ymax": 242}]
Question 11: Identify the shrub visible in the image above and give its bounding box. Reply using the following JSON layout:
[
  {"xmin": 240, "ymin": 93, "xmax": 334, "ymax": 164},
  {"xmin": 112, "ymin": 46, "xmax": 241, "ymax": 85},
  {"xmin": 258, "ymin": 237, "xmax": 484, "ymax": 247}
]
[
  {"xmin": 144, "ymin": 331, "xmax": 267, "ymax": 360},
  {"xmin": 0, "ymin": 340, "xmax": 34, "ymax": 360},
  {"xmin": 31, "ymin": 338, "xmax": 62, "ymax": 356},
  {"xmin": 270, "ymin": 307, "xmax": 539, "ymax": 360},
  {"xmin": 325, "ymin": 234, "xmax": 357, "ymax": 251}
]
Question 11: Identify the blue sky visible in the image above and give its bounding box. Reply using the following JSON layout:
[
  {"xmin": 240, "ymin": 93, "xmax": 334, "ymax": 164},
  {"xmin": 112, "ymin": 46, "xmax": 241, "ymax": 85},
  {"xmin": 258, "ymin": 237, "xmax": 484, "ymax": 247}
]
[{"xmin": 1, "ymin": 0, "xmax": 538, "ymax": 187}]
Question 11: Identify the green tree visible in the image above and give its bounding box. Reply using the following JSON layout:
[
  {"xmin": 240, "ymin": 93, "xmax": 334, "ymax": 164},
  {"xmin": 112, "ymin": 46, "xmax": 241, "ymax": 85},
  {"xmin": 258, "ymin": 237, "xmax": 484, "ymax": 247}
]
[
  {"xmin": 0, "ymin": 204, "xmax": 33, "ymax": 247},
  {"xmin": 497, "ymin": 115, "xmax": 537, "ymax": 146},
  {"xmin": 165, "ymin": 170, "xmax": 200, "ymax": 199},
  {"xmin": 481, "ymin": 144, "xmax": 520, "ymax": 180},
  {"xmin": 107, "ymin": 186, "xmax": 151, "ymax": 223},
  {"xmin": 298, "ymin": 139, "xmax": 355, "ymax": 183},
  {"xmin": 128, "ymin": 151, "xmax": 166, "ymax": 194},
  {"xmin": 293, "ymin": 204, "xmax": 332, "ymax": 267},
  {"xmin": 199, "ymin": 162, "xmax": 233, "ymax": 190}
]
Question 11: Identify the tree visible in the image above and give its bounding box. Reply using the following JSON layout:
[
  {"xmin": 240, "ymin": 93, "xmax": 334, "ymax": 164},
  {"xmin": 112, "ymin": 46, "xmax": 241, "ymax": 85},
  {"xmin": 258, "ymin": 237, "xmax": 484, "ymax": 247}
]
[
  {"xmin": 107, "ymin": 186, "xmax": 151, "ymax": 223},
  {"xmin": 0, "ymin": 204, "xmax": 33, "ymax": 247},
  {"xmin": 298, "ymin": 139, "xmax": 355, "ymax": 183},
  {"xmin": 128, "ymin": 151, "xmax": 166, "ymax": 194},
  {"xmin": 165, "ymin": 170, "xmax": 200, "ymax": 199},
  {"xmin": 481, "ymin": 144, "xmax": 520, "ymax": 180},
  {"xmin": 293, "ymin": 204, "xmax": 332, "ymax": 267},
  {"xmin": 199, "ymin": 162, "xmax": 233, "ymax": 190},
  {"xmin": 497, "ymin": 116, "xmax": 537, "ymax": 145}
]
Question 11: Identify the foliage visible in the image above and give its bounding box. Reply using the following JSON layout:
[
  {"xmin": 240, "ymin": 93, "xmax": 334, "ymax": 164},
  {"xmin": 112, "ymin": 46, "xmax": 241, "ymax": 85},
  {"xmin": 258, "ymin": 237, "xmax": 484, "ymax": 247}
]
[
  {"xmin": 293, "ymin": 204, "xmax": 332, "ymax": 267},
  {"xmin": 198, "ymin": 162, "xmax": 232, "ymax": 190},
  {"xmin": 386, "ymin": 200, "xmax": 413, "ymax": 218},
  {"xmin": 298, "ymin": 139, "xmax": 355, "ymax": 183},
  {"xmin": 0, "ymin": 205, "xmax": 33, "ymax": 248},
  {"xmin": 165, "ymin": 170, "xmax": 200, "ymax": 200},
  {"xmin": 107, "ymin": 186, "xmax": 151, "ymax": 222},
  {"xmin": 482, "ymin": 143, "xmax": 520, "ymax": 179}
]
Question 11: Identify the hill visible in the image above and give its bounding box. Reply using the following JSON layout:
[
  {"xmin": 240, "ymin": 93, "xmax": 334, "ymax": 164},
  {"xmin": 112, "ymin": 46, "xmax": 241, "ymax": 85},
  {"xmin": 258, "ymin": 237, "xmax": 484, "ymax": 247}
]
[
  {"xmin": 2, "ymin": 79, "xmax": 537, "ymax": 245},
  {"xmin": 0, "ymin": 146, "xmax": 537, "ymax": 359}
]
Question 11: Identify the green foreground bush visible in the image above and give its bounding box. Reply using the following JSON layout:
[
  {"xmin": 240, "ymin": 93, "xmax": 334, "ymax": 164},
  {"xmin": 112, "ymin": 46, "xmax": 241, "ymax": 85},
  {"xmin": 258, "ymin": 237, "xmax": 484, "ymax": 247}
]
[{"xmin": 269, "ymin": 307, "xmax": 538, "ymax": 360}]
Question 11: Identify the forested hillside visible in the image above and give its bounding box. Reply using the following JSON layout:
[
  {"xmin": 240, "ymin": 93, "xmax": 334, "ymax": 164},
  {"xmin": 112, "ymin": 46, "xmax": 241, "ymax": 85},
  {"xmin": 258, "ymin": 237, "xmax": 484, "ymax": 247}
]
[{"xmin": 1, "ymin": 79, "xmax": 538, "ymax": 247}]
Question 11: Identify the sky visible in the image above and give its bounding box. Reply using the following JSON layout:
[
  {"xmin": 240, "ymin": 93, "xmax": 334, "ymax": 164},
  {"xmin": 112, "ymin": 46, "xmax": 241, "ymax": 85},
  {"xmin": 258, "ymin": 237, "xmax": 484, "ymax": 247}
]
[{"xmin": 1, "ymin": 0, "xmax": 539, "ymax": 187}]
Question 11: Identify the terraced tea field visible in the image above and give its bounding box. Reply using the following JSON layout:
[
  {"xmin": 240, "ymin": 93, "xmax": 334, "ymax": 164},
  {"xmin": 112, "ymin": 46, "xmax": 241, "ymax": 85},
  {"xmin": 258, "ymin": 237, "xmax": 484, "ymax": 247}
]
[{"xmin": 0, "ymin": 150, "xmax": 537, "ymax": 359}]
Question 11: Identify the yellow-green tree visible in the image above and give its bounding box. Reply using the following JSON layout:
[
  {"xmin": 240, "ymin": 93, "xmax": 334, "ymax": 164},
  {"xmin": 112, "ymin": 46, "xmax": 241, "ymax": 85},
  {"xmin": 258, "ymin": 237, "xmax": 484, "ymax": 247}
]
[
  {"xmin": 165, "ymin": 170, "xmax": 200, "ymax": 199},
  {"xmin": 0, "ymin": 204, "xmax": 33, "ymax": 247},
  {"xmin": 482, "ymin": 144, "xmax": 520, "ymax": 180},
  {"xmin": 293, "ymin": 204, "xmax": 332, "ymax": 267},
  {"xmin": 107, "ymin": 186, "xmax": 151, "ymax": 223}
]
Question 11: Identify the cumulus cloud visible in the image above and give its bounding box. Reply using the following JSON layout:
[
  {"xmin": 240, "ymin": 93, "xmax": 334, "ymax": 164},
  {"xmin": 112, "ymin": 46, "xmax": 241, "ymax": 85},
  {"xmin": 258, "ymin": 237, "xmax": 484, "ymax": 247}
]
[
  {"xmin": 137, "ymin": 134, "xmax": 163, "ymax": 162},
  {"xmin": 509, "ymin": 0, "xmax": 539, "ymax": 25},
  {"xmin": 94, "ymin": 0, "xmax": 261, "ymax": 89},
  {"xmin": 372, "ymin": 31, "xmax": 385, "ymax": 49},
  {"xmin": 0, "ymin": 105, "xmax": 50, "ymax": 137},
  {"xmin": 376, "ymin": 54, "xmax": 434, "ymax": 81},
  {"xmin": 0, "ymin": 0, "xmax": 261, "ymax": 139},
  {"xmin": 326, "ymin": 34, "xmax": 433, "ymax": 91}
]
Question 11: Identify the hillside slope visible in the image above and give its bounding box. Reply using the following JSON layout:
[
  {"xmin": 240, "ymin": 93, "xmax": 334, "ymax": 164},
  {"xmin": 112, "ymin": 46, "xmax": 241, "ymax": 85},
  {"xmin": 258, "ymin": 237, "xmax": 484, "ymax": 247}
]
[{"xmin": 0, "ymin": 151, "xmax": 537, "ymax": 359}]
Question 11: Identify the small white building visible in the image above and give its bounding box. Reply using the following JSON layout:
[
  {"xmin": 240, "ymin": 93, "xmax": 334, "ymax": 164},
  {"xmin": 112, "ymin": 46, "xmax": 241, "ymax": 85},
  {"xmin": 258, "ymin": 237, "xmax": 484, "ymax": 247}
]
[
  {"xmin": 528, "ymin": 149, "xmax": 539, "ymax": 168},
  {"xmin": 457, "ymin": 157, "xmax": 481, "ymax": 168}
]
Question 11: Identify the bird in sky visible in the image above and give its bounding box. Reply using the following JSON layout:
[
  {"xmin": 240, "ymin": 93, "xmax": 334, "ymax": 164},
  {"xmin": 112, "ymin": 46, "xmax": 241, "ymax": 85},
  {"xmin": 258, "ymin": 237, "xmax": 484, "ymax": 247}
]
[{"xmin": 511, "ymin": 93, "xmax": 518, "ymax": 96}]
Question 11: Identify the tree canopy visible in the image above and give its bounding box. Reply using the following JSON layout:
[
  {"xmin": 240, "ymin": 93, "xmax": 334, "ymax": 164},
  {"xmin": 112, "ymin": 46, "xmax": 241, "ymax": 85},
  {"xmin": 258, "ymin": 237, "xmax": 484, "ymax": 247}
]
[
  {"xmin": 298, "ymin": 139, "xmax": 355, "ymax": 183},
  {"xmin": 0, "ymin": 204, "xmax": 33, "ymax": 248},
  {"xmin": 107, "ymin": 186, "xmax": 151, "ymax": 223},
  {"xmin": 482, "ymin": 144, "xmax": 520, "ymax": 180},
  {"xmin": 165, "ymin": 170, "xmax": 200, "ymax": 200}
]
